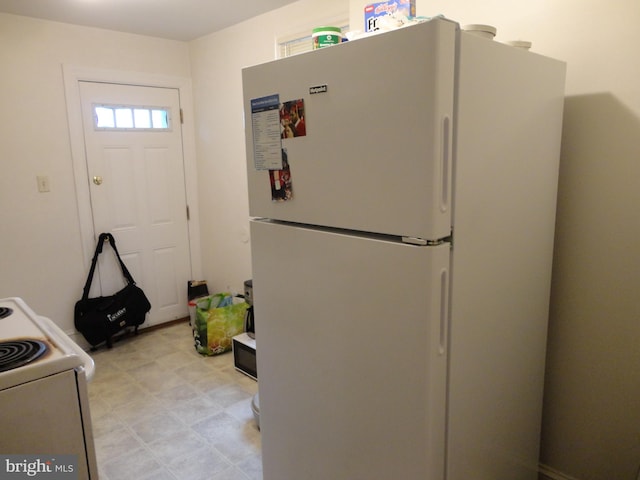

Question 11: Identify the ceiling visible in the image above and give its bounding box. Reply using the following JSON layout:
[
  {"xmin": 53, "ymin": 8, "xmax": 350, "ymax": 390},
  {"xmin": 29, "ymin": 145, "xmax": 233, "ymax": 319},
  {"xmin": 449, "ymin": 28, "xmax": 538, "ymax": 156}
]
[{"xmin": 0, "ymin": 0, "xmax": 300, "ymax": 41}]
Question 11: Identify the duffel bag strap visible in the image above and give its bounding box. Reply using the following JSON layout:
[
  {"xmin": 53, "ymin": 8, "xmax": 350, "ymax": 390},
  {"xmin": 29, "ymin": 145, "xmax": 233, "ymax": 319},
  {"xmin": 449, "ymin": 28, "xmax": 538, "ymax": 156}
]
[
  {"xmin": 80, "ymin": 233, "xmax": 138, "ymax": 301},
  {"xmin": 104, "ymin": 233, "xmax": 136, "ymax": 286},
  {"xmin": 80, "ymin": 232, "xmax": 110, "ymax": 301}
]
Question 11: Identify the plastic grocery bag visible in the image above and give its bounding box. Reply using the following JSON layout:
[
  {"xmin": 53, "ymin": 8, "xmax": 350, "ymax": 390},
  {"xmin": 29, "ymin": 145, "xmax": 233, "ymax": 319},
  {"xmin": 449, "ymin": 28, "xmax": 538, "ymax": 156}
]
[{"xmin": 193, "ymin": 293, "xmax": 247, "ymax": 356}]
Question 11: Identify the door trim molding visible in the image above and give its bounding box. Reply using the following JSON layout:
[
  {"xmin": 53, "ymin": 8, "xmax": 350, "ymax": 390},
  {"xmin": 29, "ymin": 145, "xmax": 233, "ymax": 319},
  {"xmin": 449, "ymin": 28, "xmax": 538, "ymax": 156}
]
[{"xmin": 62, "ymin": 64, "xmax": 202, "ymax": 280}]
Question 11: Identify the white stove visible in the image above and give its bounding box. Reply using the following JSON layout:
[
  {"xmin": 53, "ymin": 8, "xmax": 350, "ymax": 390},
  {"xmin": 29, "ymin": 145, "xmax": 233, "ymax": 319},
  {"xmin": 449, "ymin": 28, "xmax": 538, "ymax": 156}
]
[
  {"xmin": 0, "ymin": 297, "xmax": 95, "ymax": 390},
  {"xmin": 0, "ymin": 297, "xmax": 98, "ymax": 478}
]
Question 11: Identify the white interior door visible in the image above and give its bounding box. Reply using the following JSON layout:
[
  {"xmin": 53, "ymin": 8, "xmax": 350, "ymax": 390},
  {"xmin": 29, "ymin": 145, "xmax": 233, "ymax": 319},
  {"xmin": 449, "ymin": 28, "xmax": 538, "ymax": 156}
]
[{"xmin": 79, "ymin": 81, "xmax": 191, "ymax": 326}]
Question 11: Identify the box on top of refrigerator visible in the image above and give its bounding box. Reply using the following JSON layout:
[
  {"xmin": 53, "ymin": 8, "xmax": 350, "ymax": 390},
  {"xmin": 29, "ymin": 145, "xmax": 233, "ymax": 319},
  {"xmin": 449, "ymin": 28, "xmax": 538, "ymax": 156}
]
[{"xmin": 364, "ymin": 0, "xmax": 416, "ymax": 32}]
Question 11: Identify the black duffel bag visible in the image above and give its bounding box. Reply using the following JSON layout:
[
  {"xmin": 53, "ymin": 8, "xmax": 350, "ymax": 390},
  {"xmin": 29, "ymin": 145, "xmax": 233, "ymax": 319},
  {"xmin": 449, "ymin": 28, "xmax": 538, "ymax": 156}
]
[{"xmin": 74, "ymin": 233, "xmax": 151, "ymax": 349}]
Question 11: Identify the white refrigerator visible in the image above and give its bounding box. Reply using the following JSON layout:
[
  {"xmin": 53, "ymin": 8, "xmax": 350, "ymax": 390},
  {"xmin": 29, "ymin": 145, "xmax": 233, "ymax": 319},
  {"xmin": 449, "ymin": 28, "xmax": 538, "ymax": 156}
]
[{"xmin": 242, "ymin": 18, "xmax": 565, "ymax": 480}]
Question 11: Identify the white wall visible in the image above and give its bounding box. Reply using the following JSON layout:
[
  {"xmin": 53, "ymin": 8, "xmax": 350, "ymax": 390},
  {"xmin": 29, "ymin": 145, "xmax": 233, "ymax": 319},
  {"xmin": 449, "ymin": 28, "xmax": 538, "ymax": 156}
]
[
  {"xmin": 188, "ymin": 0, "xmax": 349, "ymax": 295},
  {"xmin": 347, "ymin": 1, "xmax": 640, "ymax": 479},
  {"xmin": 0, "ymin": 14, "xmax": 191, "ymax": 332}
]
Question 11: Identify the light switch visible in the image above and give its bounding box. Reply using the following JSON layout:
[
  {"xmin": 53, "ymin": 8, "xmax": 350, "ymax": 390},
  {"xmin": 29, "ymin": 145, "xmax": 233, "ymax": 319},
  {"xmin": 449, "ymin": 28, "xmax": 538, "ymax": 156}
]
[{"xmin": 37, "ymin": 175, "xmax": 50, "ymax": 193}]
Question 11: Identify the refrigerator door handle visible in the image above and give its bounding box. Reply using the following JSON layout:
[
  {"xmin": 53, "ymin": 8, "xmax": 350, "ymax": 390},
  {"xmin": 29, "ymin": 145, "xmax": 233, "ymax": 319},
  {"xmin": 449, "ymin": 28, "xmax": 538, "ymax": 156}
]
[
  {"xmin": 439, "ymin": 267, "xmax": 449, "ymax": 355},
  {"xmin": 440, "ymin": 115, "xmax": 451, "ymax": 214}
]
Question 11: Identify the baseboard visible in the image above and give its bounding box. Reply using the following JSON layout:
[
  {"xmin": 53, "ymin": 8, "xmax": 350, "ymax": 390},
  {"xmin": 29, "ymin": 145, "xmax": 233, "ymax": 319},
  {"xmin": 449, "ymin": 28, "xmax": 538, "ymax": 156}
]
[{"xmin": 539, "ymin": 464, "xmax": 582, "ymax": 480}]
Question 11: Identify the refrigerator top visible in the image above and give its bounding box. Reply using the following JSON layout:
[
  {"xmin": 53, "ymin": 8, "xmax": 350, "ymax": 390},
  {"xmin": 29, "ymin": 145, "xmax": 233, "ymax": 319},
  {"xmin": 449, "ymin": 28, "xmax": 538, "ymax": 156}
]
[{"xmin": 242, "ymin": 18, "xmax": 458, "ymax": 242}]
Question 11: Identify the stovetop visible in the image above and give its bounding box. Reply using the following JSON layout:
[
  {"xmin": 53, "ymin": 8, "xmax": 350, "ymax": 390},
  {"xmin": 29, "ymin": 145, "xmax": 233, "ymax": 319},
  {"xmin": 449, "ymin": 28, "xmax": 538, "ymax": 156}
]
[
  {"xmin": 0, "ymin": 339, "xmax": 47, "ymax": 373},
  {"xmin": 0, "ymin": 297, "xmax": 95, "ymax": 391}
]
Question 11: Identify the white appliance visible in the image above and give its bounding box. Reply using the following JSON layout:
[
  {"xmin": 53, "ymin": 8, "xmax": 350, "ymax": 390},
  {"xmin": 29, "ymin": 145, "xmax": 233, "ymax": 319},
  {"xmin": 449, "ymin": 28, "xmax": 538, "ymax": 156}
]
[
  {"xmin": 242, "ymin": 18, "xmax": 565, "ymax": 480},
  {"xmin": 234, "ymin": 279, "xmax": 258, "ymax": 379},
  {"xmin": 0, "ymin": 297, "xmax": 99, "ymax": 479},
  {"xmin": 232, "ymin": 332, "xmax": 257, "ymax": 380}
]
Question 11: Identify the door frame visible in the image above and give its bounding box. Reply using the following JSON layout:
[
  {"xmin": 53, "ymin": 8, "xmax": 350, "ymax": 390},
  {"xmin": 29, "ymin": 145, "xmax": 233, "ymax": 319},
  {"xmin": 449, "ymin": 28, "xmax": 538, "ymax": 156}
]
[{"xmin": 63, "ymin": 64, "xmax": 202, "ymax": 283}]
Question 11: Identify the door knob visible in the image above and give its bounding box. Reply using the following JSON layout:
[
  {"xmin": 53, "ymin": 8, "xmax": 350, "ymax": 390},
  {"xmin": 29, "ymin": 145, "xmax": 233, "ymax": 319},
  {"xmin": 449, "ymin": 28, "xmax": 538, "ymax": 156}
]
[{"xmin": 93, "ymin": 176, "xmax": 103, "ymax": 185}]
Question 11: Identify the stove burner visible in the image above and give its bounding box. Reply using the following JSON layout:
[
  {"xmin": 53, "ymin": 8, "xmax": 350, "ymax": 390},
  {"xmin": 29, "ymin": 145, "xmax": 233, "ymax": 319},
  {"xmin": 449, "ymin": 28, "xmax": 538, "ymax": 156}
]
[
  {"xmin": 0, "ymin": 307, "xmax": 13, "ymax": 319},
  {"xmin": 0, "ymin": 340, "xmax": 47, "ymax": 373}
]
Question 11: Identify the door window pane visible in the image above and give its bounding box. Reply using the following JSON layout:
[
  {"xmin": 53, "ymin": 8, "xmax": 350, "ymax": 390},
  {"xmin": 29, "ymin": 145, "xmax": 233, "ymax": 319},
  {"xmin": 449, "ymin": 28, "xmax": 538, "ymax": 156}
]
[
  {"xmin": 95, "ymin": 107, "xmax": 115, "ymax": 128},
  {"xmin": 115, "ymin": 108, "xmax": 134, "ymax": 128},
  {"xmin": 134, "ymin": 109, "xmax": 151, "ymax": 128},
  {"xmin": 152, "ymin": 109, "xmax": 169, "ymax": 129}
]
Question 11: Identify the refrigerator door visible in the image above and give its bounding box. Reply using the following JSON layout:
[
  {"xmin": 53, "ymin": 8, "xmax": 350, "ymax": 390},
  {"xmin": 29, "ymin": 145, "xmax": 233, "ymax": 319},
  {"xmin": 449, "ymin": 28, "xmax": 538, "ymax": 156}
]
[
  {"xmin": 243, "ymin": 18, "xmax": 456, "ymax": 241},
  {"xmin": 251, "ymin": 219, "xmax": 450, "ymax": 480}
]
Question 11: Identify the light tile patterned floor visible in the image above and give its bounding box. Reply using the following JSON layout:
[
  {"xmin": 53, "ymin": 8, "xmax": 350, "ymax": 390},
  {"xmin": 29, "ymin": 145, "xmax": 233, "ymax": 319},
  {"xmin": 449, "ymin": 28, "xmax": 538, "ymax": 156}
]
[{"xmin": 87, "ymin": 321, "xmax": 261, "ymax": 480}]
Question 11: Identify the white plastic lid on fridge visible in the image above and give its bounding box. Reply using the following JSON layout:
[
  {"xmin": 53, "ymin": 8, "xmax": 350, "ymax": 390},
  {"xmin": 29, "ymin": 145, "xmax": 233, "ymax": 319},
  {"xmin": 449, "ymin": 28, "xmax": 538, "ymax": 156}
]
[
  {"xmin": 505, "ymin": 40, "xmax": 532, "ymax": 50},
  {"xmin": 463, "ymin": 24, "xmax": 497, "ymax": 39}
]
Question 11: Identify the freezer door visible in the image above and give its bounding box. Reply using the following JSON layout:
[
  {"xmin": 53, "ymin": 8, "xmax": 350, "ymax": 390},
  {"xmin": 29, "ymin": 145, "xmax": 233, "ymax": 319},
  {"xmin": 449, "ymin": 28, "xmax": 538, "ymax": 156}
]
[
  {"xmin": 243, "ymin": 18, "xmax": 456, "ymax": 241},
  {"xmin": 251, "ymin": 219, "xmax": 450, "ymax": 480}
]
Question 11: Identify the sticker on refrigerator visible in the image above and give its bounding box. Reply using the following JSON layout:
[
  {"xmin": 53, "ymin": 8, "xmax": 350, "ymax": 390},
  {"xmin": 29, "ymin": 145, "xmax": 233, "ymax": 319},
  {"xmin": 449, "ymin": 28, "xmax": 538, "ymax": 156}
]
[
  {"xmin": 270, "ymin": 149, "xmax": 293, "ymax": 202},
  {"xmin": 250, "ymin": 94, "xmax": 283, "ymax": 170},
  {"xmin": 280, "ymin": 99, "xmax": 306, "ymax": 138}
]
